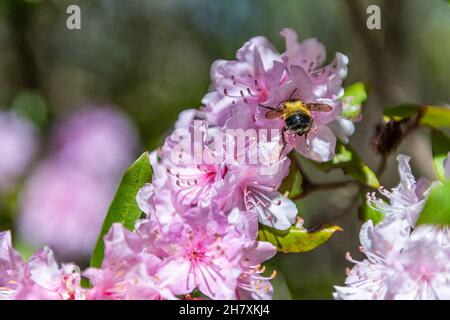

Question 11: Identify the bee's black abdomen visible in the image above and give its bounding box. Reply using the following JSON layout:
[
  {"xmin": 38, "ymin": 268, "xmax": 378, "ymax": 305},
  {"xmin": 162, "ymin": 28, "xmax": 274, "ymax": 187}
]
[{"xmin": 285, "ymin": 112, "xmax": 313, "ymax": 135}]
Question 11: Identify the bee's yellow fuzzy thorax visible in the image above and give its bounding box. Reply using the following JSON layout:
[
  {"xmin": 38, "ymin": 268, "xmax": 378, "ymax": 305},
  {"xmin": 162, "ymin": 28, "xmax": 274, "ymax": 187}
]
[{"xmin": 282, "ymin": 100, "xmax": 310, "ymax": 119}]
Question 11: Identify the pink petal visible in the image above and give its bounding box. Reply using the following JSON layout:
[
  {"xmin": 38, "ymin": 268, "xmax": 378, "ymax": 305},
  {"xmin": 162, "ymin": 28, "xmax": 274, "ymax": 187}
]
[
  {"xmin": 157, "ymin": 257, "xmax": 195, "ymax": 295},
  {"xmin": 295, "ymin": 124, "xmax": 336, "ymax": 162},
  {"xmin": 280, "ymin": 28, "xmax": 326, "ymax": 70}
]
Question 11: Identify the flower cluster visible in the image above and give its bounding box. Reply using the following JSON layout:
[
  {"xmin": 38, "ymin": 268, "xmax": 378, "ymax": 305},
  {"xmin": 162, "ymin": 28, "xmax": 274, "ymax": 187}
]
[
  {"xmin": 334, "ymin": 154, "xmax": 450, "ymax": 300},
  {"xmin": 202, "ymin": 28, "xmax": 353, "ymax": 162},
  {"xmin": 1, "ymin": 29, "xmax": 357, "ymax": 300},
  {"xmin": 81, "ymin": 28, "xmax": 356, "ymax": 299},
  {"xmin": 18, "ymin": 107, "xmax": 139, "ymax": 259}
]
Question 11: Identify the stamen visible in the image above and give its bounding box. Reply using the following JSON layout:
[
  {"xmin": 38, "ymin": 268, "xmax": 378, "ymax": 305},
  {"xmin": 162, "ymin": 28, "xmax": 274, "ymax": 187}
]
[
  {"xmin": 345, "ymin": 267, "xmax": 351, "ymax": 275},
  {"xmin": 345, "ymin": 252, "xmax": 360, "ymax": 264}
]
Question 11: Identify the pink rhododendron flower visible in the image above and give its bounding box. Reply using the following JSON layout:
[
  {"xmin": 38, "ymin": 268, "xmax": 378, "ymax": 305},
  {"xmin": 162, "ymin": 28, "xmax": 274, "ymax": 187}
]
[
  {"xmin": 137, "ymin": 172, "xmax": 279, "ymax": 301},
  {"xmin": 216, "ymin": 149, "xmax": 296, "ymax": 230},
  {"xmin": 140, "ymin": 206, "xmax": 245, "ymax": 299},
  {"xmin": 219, "ymin": 137, "xmax": 297, "ymax": 230},
  {"xmin": 0, "ymin": 231, "xmax": 34, "ymax": 299},
  {"xmin": 138, "ymin": 112, "xmax": 297, "ymax": 231},
  {"xmin": 0, "ymin": 111, "xmax": 38, "ymax": 193},
  {"xmin": 237, "ymin": 242, "xmax": 277, "ymax": 300},
  {"xmin": 227, "ymin": 209, "xmax": 277, "ymax": 300},
  {"xmin": 335, "ymin": 223, "xmax": 450, "ymax": 300},
  {"xmin": 0, "ymin": 231, "xmax": 85, "ymax": 300},
  {"xmin": 386, "ymin": 228, "xmax": 450, "ymax": 299},
  {"xmin": 160, "ymin": 122, "xmax": 227, "ymax": 211},
  {"xmin": 85, "ymin": 203, "xmax": 276, "ymax": 300},
  {"xmin": 202, "ymin": 36, "xmax": 283, "ymax": 126},
  {"xmin": 333, "ymin": 218, "xmax": 410, "ymax": 300},
  {"xmin": 367, "ymin": 154, "xmax": 429, "ymax": 227},
  {"xmin": 202, "ymin": 28, "xmax": 353, "ymax": 162},
  {"xmin": 84, "ymin": 224, "xmax": 175, "ymax": 300},
  {"xmin": 28, "ymin": 247, "xmax": 85, "ymax": 300},
  {"xmin": 136, "ymin": 152, "xmax": 184, "ymax": 232},
  {"xmin": 334, "ymin": 154, "xmax": 450, "ymax": 300},
  {"xmin": 152, "ymin": 206, "xmax": 276, "ymax": 300}
]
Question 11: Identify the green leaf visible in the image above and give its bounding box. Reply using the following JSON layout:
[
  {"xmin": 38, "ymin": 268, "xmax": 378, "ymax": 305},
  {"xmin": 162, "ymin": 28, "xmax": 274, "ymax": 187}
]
[
  {"xmin": 279, "ymin": 163, "xmax": 303, "ymax": 199},
  {"xmin": 13, "ymin": 239, "xmax": 36, "ymax": 262},
  {"xmin": 257, "ymin": 222, "xmax": 342, "ymax": 253},
  {"xmin": 431, "ymin": 130, "xmax": 450, "ymax": 181},
  {"xmin": 420, "ymin": 106, "xmax": 450, "ymax": 128},
  {"xmin": 416, "ymin": 180, "xmax": 450, "ymax": 226},
  {"xmin": 313, "ymin": 142, "xmax": 380, "ymax": 188},
  {"xmin": 89, "ymin": 152, "xmax": 152, "ymax": 269},
  {"xmin": 383, "ymin": 103, "xmax": 421, "ymax": 121},
  {"xmin": 358, "ymin": 192, "xmax": 384, "ymax": 224},
  {"xmin": 341, "ymin": 82, "xmax": 367, "ymax": 120},
  {"xmin": 384, "ymin": 104, "xmax": 450, "ymax": 128},
  {"xmin": 11, "ymin": 90, "xmax": 49, "ymax": 130}
]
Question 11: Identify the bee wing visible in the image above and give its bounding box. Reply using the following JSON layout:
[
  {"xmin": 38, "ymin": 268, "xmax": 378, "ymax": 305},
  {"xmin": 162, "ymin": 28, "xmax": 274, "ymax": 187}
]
[
  {"xmin": 307, "ymin": 103, "xmax": 333, "ymax": 113},
  {"xmin": 264, "ymin": 109, "xmax": 283, "ymax": 119}
]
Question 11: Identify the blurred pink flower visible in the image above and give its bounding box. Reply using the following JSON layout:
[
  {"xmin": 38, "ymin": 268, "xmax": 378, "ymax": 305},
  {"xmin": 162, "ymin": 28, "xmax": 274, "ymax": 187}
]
[
  {"xmin": 19, "ymin": 161, "xmax": 113, "ymax": 259},
  {"xmin": 0, "ymin": 111, "xmax": 38, "ymax": 193},
  {"xmin": 18, "ymin": 107, "xmax": 140, "ymax": 259},
  {"xmin": 54, "ymin": 107, "xmax": 139, "ymax": 181}
]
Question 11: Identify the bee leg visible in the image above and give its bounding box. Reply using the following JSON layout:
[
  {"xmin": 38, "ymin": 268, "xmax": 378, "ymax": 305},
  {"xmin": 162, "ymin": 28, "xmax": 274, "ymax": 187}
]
[
  {"xmin": 288, "ymin": 88, "xmax": 298, "ymax": 99},
  {"xmin": 312, "ymin": 124, "xmax": 319, "ymax": 133},
  {"xmin": 259, "ymin": 104, "xmax": 277, "ymax": 110},
  {"xmin": 279, "ymin": 127, "xmax": 289, "ymax": 158},
  {"xmin": 304, "ymin": 132, "xmax": 310, "ymax": 149}
]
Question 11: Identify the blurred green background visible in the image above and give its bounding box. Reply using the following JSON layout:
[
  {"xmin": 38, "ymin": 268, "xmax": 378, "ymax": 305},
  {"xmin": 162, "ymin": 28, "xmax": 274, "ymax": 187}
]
[{"xmin": 0, "ymin": 0, "xmax": 449, "ymax": 299}]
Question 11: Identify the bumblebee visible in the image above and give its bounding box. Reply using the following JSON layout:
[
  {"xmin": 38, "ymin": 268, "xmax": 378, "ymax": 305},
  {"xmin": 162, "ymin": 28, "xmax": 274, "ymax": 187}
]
[{"xmin": 260, "ymin": 92, "xmax": 332, "ymax": 139}]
